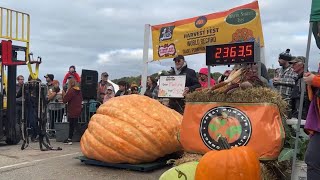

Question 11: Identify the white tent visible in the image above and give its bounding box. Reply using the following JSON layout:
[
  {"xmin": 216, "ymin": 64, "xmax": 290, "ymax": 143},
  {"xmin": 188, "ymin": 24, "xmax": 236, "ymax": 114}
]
[{"xmin": 108, "ymin": 80, "xmax": 119, "ymax": 92}]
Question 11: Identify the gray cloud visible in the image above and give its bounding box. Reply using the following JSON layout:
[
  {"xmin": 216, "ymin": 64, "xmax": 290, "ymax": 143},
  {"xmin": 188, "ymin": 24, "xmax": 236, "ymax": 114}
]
[{"xmin": 0, "ymin": 0, "xmax": 316, "ymax": 83}]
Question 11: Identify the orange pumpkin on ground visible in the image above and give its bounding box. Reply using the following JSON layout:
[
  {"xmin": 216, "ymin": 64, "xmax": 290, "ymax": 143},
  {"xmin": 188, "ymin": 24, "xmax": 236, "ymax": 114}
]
[
  {"xmin": 80, "ymin": 94, "xmax": 183, "ymax": 164},
  {"xmin": 195, "ymin": 136, "xmax": 261, "ymax": 180}
]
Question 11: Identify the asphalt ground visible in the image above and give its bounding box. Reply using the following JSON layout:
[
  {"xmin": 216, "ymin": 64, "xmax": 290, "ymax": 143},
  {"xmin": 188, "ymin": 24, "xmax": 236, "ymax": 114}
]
[{"xmin": 0, "ymin": 141, "xmax": 170, "ymax": 180}]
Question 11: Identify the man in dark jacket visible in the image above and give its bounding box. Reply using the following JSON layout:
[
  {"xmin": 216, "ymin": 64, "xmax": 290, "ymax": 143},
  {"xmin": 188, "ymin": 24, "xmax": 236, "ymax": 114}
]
[
  {"xmin": 289, "ymin": 56, "xmax": 310, "ymax": 119},
  {"xmin": 16, "ymin": 75, "xmax": 24, "ymax": 125},
  {"xmin": 168, "ymin": 55, "xmax": 201, "ymax": 114}
]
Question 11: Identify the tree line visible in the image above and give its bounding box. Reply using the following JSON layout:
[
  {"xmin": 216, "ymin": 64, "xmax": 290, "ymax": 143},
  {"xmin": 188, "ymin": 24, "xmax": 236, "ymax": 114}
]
[{"xmin": 111, "ymin": 69, "xmax": 302, "ymax": 86}]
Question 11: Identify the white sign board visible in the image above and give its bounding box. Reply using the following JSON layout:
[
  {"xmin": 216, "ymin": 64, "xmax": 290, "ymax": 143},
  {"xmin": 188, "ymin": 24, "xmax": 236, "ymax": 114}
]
[{"xmin": 158, "ymin": 75, "xmax": 186, "ymax": 98}]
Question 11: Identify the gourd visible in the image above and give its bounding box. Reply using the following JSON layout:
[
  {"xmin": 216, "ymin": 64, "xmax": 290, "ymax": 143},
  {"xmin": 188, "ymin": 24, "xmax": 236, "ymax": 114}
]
[
  {"xmin": 80, "ymin": 94, "xmax": 183, "ymax": 164},
  {"xmin": 195, "ymin": 136, "xmax": 261, "ymax": 180}
]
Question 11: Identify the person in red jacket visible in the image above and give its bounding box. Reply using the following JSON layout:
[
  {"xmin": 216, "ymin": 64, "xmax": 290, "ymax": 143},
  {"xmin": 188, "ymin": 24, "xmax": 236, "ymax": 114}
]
[
  {"xmin": 198, "ymin": 67, "xmax": 216, "ymax": 88},
  {"xmin": 62, "ymin": 65, "xmax": 81, "ymax": 86},
  {"xmin": 62, "ymin": 78, "xmax": 83, "ymax": 145}
]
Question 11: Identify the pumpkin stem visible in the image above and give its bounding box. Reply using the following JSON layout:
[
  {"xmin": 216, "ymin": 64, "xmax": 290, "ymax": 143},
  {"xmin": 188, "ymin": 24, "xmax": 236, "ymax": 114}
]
[
  {"xmin": 175, "ymin": 168, "xmax": 187, "ymax": 180},
  {"xmin": 217, "ymin": 135, "xmax": 231, "ymax": 150}
]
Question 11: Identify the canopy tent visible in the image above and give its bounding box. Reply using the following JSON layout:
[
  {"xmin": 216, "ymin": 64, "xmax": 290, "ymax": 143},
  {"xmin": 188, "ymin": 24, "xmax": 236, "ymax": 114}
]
[
  {"xmin": 311, "ymin": 0, "xmax": 320, "ymax": 22},
  {"xmin": 311, "ymin": 0, "xmax": 320, "ymax": 49}
]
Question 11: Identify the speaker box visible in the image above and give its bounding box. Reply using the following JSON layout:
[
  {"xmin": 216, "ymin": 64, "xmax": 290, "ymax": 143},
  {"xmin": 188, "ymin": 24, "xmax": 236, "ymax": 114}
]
[{"xmin": 81, "ymin": 69, "xmax": 98, "ymax": 100}]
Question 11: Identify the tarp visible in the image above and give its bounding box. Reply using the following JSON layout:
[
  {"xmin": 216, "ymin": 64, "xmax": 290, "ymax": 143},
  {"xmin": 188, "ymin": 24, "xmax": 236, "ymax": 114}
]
[{"xmin": 151, "ymin": 1, "xmax": 264, "ymax": 60}]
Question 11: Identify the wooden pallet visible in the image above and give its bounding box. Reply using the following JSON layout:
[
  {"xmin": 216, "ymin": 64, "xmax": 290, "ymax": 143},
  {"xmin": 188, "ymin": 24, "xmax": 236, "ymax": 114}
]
[{"xmin": 76, "ymin": 155, "xmax": 175, "ymax": 172}]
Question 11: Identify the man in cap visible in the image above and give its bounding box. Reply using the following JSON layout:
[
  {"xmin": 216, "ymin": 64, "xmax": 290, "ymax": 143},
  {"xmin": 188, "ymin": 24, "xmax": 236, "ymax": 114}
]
[
  {"xmin": 273, "ymin": 49, "xmax": 298, "ymax": 117},
  {"xmin": 289, "ymin": 56, "xmax": 309, "ymax": 119},
  {"xmin": 97, "ymin": 72, "xmax": 114, "ymax": 103},
  {"xmin": 168, "ymin": 55, "xmax": 201, "ymax": 114},
  {"xmin": 44, "ymin": 74, "xmax": 55, "ymax": 91}
]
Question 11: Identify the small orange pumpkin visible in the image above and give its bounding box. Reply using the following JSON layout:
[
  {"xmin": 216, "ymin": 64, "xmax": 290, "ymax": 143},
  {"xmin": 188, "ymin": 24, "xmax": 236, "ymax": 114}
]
[
  {"xmin": 80, "ymin": 94, "xmax": 183, "ymax": 164},
  {"xmin": 195, "ymin": 136, "xmax": 261, "ymax": 180}
]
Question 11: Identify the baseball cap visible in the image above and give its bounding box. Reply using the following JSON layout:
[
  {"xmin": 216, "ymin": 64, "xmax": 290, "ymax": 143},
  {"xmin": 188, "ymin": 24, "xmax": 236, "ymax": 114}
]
[
  {"xmin": 173, "ymin": 55, "xmax": 185, "ymax": 61},
  {"xmin": 289, "ymin": 56, "xmax": 305, "ymax": 64},
  {"xmin": 101, "ymin": 72, "xmax": 109, "ymax": 77},
  {"xmin": 44, "ymin": 74, "xmax": 54, "ymax": 81},
  {"xmin": 67, "ymin": 75, "xmax": 74, "ymax": 79}
]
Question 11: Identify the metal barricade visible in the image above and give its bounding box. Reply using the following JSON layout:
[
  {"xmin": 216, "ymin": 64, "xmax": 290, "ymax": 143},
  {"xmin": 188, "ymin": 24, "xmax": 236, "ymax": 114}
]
[
  {"xmin": 47, "ymin": 100, "xmax": 101, "ymax": 135},
  {"xmin": 47, "ymin": 102, "xmax": 66, "ymax": 134},
  {"xmin": 80, "ymin": 100, "xmax": 101, "ymax": 124}
]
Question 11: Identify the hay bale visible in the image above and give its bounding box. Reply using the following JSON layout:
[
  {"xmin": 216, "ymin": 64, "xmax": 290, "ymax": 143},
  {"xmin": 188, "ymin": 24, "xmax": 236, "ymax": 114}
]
[
  {"xmin": 172, "ymin": 152, "xmax": 202, "ymax": 166},
  {"xmin": 173, "ymin": 152, "xmax": 291, "ymax": 180},
  {"xmin": 186, "ymin": 87, "xmax": 288, "ymax": 117}
]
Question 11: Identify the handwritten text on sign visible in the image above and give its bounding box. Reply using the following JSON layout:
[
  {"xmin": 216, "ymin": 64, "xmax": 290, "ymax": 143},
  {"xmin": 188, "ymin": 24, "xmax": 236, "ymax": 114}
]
[{"xmin": 158, "ymin": 75, "xmax": 186, "ymax": 98}]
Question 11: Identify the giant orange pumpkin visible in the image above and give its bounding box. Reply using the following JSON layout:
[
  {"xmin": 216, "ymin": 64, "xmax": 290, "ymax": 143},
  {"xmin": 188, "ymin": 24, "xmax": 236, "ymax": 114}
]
[
  {"xmin": 195, "ymin": 136, "xmax": 261, "ymax": 180},
  {"xmin": 80, "ymin": 95, "xmax": 183, "ymax": 164}
]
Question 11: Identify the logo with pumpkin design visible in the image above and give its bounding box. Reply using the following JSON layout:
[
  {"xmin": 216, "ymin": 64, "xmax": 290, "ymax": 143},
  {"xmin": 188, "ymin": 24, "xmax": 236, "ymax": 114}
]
[{"xmin": 199, "ymin": 106, "xmax": 252, "ymax": 150}]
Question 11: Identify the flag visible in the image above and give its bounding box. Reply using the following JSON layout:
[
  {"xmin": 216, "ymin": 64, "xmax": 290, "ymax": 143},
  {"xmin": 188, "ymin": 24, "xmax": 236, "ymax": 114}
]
[{"xmin": 311, "ymin": 0, "xmax": 320, "ymax": 49}]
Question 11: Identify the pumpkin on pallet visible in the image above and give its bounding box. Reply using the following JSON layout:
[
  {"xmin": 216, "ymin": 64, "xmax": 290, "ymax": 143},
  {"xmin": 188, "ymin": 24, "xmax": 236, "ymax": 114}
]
[{"xmin": 80, "ymin": 94, "xmax": 183, "ymax": 164}]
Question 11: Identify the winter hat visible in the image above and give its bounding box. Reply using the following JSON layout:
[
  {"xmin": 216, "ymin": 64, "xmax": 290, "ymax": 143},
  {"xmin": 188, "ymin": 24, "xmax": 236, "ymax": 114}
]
[
  {"xmin": 69, "ymin": 65, "xmax": 76, "ymax": 71},
  {"xmin": 279, "ymin": 49, "xmax": 293, "ymax": 61},
  {"xmin": 199, "ymin": 68, "xmax": 209, "ymax": 76}
]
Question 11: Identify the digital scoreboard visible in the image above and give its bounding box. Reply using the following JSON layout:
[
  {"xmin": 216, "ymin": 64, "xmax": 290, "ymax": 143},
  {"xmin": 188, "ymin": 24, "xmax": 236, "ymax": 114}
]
[{"xmin": 206, "ymin": 41, "xmax": 260, "ymax": 66}]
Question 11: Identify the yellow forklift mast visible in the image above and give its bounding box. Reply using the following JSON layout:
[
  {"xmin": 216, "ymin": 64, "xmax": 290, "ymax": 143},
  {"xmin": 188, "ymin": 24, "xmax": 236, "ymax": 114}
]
[
  {"xmin": 0, "ymin": 6, "xmax": 32, "ymax": 144},
  {"xmin": 0, "ymin": 63, "xmax": 7, "ymax": 109}
]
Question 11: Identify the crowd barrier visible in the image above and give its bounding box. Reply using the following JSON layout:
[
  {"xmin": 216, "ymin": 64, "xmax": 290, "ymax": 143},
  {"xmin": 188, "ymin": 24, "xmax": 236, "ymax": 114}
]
[{"xmin": 46, "ymin": 100, "xmax": 101, "ymax": 140}]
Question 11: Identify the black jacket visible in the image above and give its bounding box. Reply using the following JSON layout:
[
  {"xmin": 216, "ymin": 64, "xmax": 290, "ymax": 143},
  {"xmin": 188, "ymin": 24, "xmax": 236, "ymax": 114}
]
[
  {"xmin": 168, "ymin": 65, "xmax": 201, "ymax": 114},
  {"xmin": 168, "ymin": 65, "xmax": 201, "ymax": 92}
]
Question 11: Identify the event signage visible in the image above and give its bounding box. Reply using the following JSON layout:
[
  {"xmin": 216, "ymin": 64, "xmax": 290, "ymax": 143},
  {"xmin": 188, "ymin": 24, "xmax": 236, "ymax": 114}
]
[
  {"xmin": 151, "ymin": 1, "xmax": 264, "ymax": 60},
  {"xmin": 206, "ymin": 41, "xmax": 260, "ymax": 66},
  {"xmin": 158, "ymin": 75, "xmax": 186, "ymax": 98}
]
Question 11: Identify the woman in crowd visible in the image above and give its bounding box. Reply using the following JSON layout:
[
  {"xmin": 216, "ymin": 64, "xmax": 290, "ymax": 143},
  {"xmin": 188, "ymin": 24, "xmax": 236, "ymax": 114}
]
[
  {"xmin": 62, "ymin": 79, "xmax": 82, "ymax": 145},
  {"xmin": 144, "ymin": 76, "xmax": 159, "ymax": 99}
]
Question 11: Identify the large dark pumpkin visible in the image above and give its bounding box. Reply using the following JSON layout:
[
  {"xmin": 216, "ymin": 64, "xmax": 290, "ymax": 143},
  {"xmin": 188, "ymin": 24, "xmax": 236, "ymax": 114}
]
[{"xmin": 80, "ymin": 95, "xmax": 183, "ymax": 164}]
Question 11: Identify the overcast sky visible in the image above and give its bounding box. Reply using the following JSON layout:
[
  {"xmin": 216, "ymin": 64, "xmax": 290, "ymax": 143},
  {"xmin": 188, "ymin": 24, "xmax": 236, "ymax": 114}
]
[{"xmin": 0, "ymin": 0, "xmax": 317, "ymax": 82}]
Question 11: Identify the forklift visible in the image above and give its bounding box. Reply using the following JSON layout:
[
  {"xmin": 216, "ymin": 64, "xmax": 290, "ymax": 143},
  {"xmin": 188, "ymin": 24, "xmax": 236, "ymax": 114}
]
[{"xmin": 0, "ymin": 7, "xmax": 32, "ymax": 144}]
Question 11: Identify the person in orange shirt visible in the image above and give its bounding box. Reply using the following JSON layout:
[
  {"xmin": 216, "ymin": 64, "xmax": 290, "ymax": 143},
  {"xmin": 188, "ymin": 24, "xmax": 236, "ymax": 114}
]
[{"xmin": 303, "ymin": 72, "xmax": 320, "ymax": 179}]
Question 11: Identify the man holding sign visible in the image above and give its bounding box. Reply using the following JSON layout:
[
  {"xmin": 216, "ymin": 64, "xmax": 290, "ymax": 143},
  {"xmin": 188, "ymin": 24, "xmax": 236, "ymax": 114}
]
[{"xmin": 167, "ymin": 55, "xmax": 200, "ymax": 114}]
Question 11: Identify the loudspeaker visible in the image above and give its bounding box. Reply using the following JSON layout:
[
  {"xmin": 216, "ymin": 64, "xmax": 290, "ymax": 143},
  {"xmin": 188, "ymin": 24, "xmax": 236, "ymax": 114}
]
[{"xmin": 81, "ymin": 69, "xmax": 98, "ymax": 100}]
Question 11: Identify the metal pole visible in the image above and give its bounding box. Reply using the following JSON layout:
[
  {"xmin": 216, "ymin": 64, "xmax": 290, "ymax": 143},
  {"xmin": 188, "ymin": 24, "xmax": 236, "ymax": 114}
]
[
  {"xmin": 207, "ymin": 65, "xmax": 211, "ymax": 87},
  {"xmin": 291, "ymin": 22, "xmax": 313, "ymax": 180},
  {"xmin": 140, "ymin": 24, "xmax": 150, "ymax": 94}
]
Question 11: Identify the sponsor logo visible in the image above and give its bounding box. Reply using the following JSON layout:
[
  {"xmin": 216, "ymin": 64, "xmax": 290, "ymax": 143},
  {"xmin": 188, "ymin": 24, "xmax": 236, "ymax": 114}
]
[
  {"xmin": 159, "ymin": 26, "xmax": 175, "ymax": 41},
  {"xmin": 226, "ymin": 9, "xmax": 257, "ymax": 25},
  {"xmin": 158, "ymin": 43, "xmax": 176, "ymax": 57},
  {"xmin": 195, "ymin": 16, "xmax": 207, "ymax": 28},
  {"xmin": 199, "ymin": 106, "xmax": 252, "ymax": 150}
]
